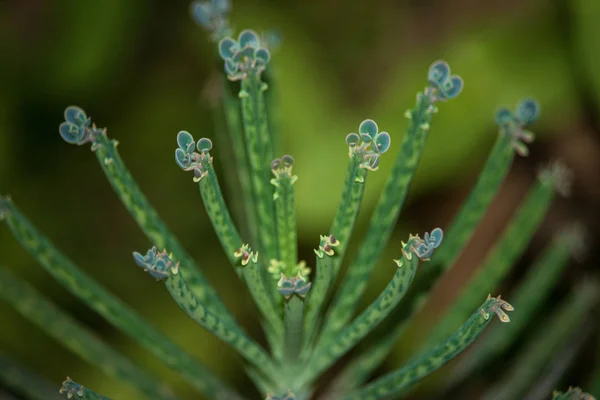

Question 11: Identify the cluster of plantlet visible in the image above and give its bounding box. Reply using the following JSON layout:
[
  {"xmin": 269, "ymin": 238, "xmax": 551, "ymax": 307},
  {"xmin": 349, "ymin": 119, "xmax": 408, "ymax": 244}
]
[{"xmin": 0, "ymin": 0, "xmax": 598, "ymax": 399}]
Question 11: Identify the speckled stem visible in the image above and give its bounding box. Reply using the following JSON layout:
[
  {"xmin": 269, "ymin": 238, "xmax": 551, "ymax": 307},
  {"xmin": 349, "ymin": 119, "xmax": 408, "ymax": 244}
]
[
  {"xmin": 320, "ymin": 92, "xmax": 435, "ymax": 341},
  {"xmin": 0, "ymin": 267, "xmax": 176, "ymax": 400},
  {"xmin": 482, "ymin": 283, "xmax": 599, "ymax": 400},
  {"xmin": 342, "ymin": 297, "xmax": 511, "ymax": 400},
  {"xmin": 284, "ymin": 296, "xmax": 305, "ymax": 364},
  {"xmin": 303, "ymin": 252, "xmax": 419, "ymax": 385},
  {"xmin": 91, "ymin": 133, "xmax": 234, "ymax": 322},
  {"xmin": 164, "ymin": 268, "xmax": 279, "ymax": 379},
  {"xmin": 422, "ymin": 178, "xmax": 554, "ymax": 349},
  {"xmin": 0, "ymin": 198, "xmax": 244, "ymax": 400},
  {"xmin": 451, "ymin": 235, "xmax": 573, "ymax": 385},
  {"xmin": 329, "ymin": 157, "xmax": 367, "ymax": 279},
  {"xmin": 198, "ymin": 161, "xmax": 244, "ymax": 275},
  {"xmin": 242, "ymin": 259, "xmax": 284, "ymax": 340},
  {"xmin": 301, "ymin": 253, "xmax": 333, "ymax": 356},
  {"xmin": 239, "ymin": 75, "xmax": 277, "ymax": 260}
]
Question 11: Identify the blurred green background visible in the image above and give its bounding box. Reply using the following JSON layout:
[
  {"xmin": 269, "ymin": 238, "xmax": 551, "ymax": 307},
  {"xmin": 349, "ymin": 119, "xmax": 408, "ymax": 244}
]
[{"xmin": 1, "ymin": 0, "xmax": 600, "ymax": 398}]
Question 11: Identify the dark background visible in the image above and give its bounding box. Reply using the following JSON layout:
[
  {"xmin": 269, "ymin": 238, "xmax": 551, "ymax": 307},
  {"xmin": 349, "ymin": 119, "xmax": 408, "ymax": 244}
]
[{"xmin": 1, "ymin": 0, "xmax": 599, "ymax": 398}]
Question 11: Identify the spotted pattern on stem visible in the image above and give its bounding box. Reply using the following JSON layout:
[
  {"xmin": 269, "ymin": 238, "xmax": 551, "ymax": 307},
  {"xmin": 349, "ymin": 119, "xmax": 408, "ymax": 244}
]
[
  {"xmin": 0, "ymin": 197, "xmax": 242, "ymax": 400},
  {"xmin": 320, "ymin": 61, "xmax": 463, "ymax": 343},
  {"xmin": 302, "ymin": 230, "xmax": 443, "ymax": 384},
  {"xmin": 134, "ymin": 247, "xmax": 279, "ymax": 379},
  {"xmin": 271, "ymin": 155, "xmax": 298, "ymax": 270},
  {"xmin": 342, "ymin": 296, "xmax": 513, "ymax": 400},
  {"xmin": 58, "ymin": 107, "xmax": 234, "ymax": 323}
]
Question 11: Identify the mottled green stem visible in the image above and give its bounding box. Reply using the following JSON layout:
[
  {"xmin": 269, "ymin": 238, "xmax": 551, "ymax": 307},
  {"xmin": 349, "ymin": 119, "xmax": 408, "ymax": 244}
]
[
  {"xmin": 301, "ymin": 253, "xmax": 333, "ymax": 355},
  {"xmin": 329, "ymin": 157, "xmax": 367, "ymax": 279},
  {"xmin": 221, "ymin": 76, "xmax": 259, "ymax": 242},
  {"xmin": 303, "ymin": 251, "xmax": 420, "ymax": 385},
  {"xmin": 343, "ymin": 296, "xmax": 513, "ymax": 400},
  {"xmin": 239, "ymin": 75, "xmax": 277, "ymax": 259},
  {"xmin": 242, "ymin": 259, "xmax": 284, "ymax": 340},
  {"xmin": 272, "ymin": 163, "xmax": 297, "ymax": 270},
  {"xmin": 332, "ymin": 129, "xmax": 525, "ymax": 391},
  {"xmin": 90, "ymin": 133, "xmax": 234, "ymax": 321},
  {"xmin": 431, "ymin": 132, "xmax": 515, "ymax": 268},
  {"xmin": 199, "ymin": 161, "xmax": 243, "ymax": 274},
  {"xmin": 0, "ymin": 198, "xmax": 244, "ymax": 400},
  {"xmin": 451, "ymin": 229, "xmax": 576, "ymax": 385},
  {"xmin": 284, "ymin": 296, "xmax": 305, "ymax": 363},
  {"xmin": 164, "ymin": 268, "xmax": 279, "ymax": 378},
  {"xmin": 0, "ymin": 267, "xmax": 175, "ymax": 400},
  {"xmin": 422, "ymin": 177, "xmax": 555, "ymax": 349},
  {"xmin": 482, "ymin": 282, "xmax": 599, "ymax": 400},
  {"xmin": 59, "ymin": 377, "xmax": 110, "ymax": 400},
  {"xmin": 0, "ymin": 353, "xmax": 62, "ymax": 400},
  {"xmin": 320, "ymin": 92, "xmax": 436, "ymax": 341}
]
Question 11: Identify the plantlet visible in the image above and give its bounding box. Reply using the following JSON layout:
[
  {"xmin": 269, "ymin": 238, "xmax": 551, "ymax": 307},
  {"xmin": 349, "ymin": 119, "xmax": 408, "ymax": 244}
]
[{"xmin": 1, "ymin": 0, "xmax": 598, "ymax": 399}]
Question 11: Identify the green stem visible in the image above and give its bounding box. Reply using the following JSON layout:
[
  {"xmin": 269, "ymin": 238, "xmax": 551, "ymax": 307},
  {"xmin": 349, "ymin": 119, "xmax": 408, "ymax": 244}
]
[
  {"xmin": 221, "ymin": 76, "xmax": 259, "ymax": 242},
  {"xmin": 451, "ymin": 229, "xmax": 576, "ymax": 385},
  {"xmin": 422, "ymin": 177, "xmax": 555, "ymax": 349},
  {"xmin": 431, "ymin": 131, "xmax": 515, "ymax": 268},
  {"xmin": 199, "ymin": 161, "xmax": 244, "ymax": 274},
  {"xmin": 284, "ymin": 296, "xmax": 305, "ymax": 364},
  {"xmin": 272, "ymin": 168, "xmax": 297, "ymax": 271},
  {"xmin": 482, "ymin": 282, "xmax": 599, "ymax": 400},
  {"xmin": 59, "ymin": 377, "xmax": 111, "ymax": 400},
  {"xmin": 320, "ymin": 92, "xmax": 435, "ymax": 341},
  {"xmin": 239, "ymin": 75, "xmax": 277, "ymax": 260},
  {"xmin": 0, "ymin": 353, "xmax": 62, "ymax": 400},
  {"xmin": 301, "ymin": 252, "xmax": 333, "ymax": 356},
  {"xmin": 90, "ymin": 133, "xmax": 234, "ymax": 322},
  {"xmin": 342, "ymin": 296, "xmax": 513, "ymax": 400},
  {"xmin": 0, "ymin": 267, "xmax": 175, "ymax": 400},
  {"xmin": 0, "ymin": 198, "xmax": 245, "ymax": 400},
  {"xmin": 304, "ymin": 249, "xmax": 421, "ymax": 384},
  {"xmin": 164, "ymin": 268, "xmax": 279, "ymax": 378},
  {"xmin": 242, "ymin": 259, "xmax": 284, "ymax": 340},
  {"xmin": 329, "ymin": 157, "xmax": 367, "ymax": 279}
]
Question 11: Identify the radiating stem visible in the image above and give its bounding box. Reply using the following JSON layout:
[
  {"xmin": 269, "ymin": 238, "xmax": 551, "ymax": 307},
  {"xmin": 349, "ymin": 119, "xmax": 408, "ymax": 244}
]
[
  {"xmin": 422, "ymin": 177, "xmax": 555, "ymax": 349},
  {"xmin": 431, "ymin": 132, "xmax": 515, "ymax": 268},
  {"xmin": 272, "ymin": 159, "xmax": 298, "ymax": 270},
  {"xmin": 284, "ymin": 296, "xmax": 305, "ymax": 364},
  {"xmin": 451, "ymin": 228, "xmax": 577, "ymax": 386},
  {"xmin": 482, "ymin": 282, "xmax": 599, "ymax": 400},
  {"xmin": 320, "ymin": 92, "xmax": 436, "ymax": 341},
  {"xmin": 0, "ymin": 267, "xmax": 176, "ymax": 400},
  {"xmin": 0, "ymin": 197, "xmax": 245, "ymax": 400},
  {"xmin": 342, "ymin": 296, "xmax": 513, "ymax": 400},
  {"xmin": 89, "ymin": 133, "xmax": 234, "ymax": 322},
  {"xmin": 239, "ymin": 75, "xmax": 277, "ymax": 260},
  {"xmin": 301, "ymin": 252, "xmax": 333, "ymax": 356},
  {"xmin": 164, "ymin": 267, "xmax": 279, "ymax": 379},
  {"xmin": 242, "ymin": 259, "xmax": 284, "ymax": 340},
  {"xmin": 198, "ymin": 160, "xmax": 244, "ymax": 275},
  {"xmin": 303, "ymin": 249, "xmax": 420, "ymax": 385},
  {"xmin": 221, "ymin": 76, "xmax": 259, "ymax": 242},
  {"xmin": 329, "ymin": 157, "xmax": 367, "ymax": 279}
]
